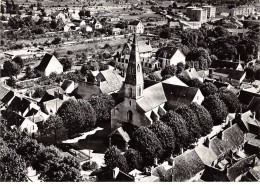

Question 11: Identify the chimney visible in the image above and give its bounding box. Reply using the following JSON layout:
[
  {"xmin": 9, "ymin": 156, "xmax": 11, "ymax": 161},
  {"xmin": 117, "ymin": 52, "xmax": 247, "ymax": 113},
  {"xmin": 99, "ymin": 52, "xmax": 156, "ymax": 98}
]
[
  {"xmin": 109, "ymin": 137, "xmax": 111, "ymax": 146},
  {"xmin": 203, "ymin": 137, "xmax": 210, "ymax": 148},
  {"xmin": 217, "ymin": 131, "xmax": 223, "ymax": 140},
  {"xmin": 180, "ymin": 148, "xmax": 184, "ymax": 154},
  {"xmin": 229, "ymin": 119, "xmax": 232, "ymax": 128},
  {"xmin": 154, "ymin": 157, "xmax": 158, "ymax": 166},
  {"xmin": 253, "ymin": 111, "xmax": 256, "ymax": 120},
  {"xmin": 125, "ymin": 142, "xmax": 129, "ymax": 151},
  {"xmin": 113, "ymin": 167, "xmax": 120, "ymax": 180}
]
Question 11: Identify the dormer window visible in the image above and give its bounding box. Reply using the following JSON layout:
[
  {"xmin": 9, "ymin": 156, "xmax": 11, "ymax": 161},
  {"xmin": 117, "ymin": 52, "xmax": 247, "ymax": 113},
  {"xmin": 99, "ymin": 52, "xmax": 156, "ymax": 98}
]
[{"xmin": 137, "ymin": 64, "xmax": 140, "ymax": 72}]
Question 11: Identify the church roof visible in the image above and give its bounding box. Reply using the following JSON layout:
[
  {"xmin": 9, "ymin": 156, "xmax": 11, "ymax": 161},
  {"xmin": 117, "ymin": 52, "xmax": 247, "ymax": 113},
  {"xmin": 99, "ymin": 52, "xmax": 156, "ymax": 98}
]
[
  {"xmin": 137, "ymin": 82, "xmax": 167, "ymax": 112},
  {"xmin": 162, "ymin": 84, "xmax": 200, "ymax": 111}
]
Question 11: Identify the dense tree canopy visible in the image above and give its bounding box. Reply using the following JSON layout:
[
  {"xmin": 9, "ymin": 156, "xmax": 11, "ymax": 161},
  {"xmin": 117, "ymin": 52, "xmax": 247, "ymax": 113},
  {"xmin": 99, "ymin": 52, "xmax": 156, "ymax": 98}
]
[
  {"xmin": 202, "ymin": 94, "xmax": 228, "ymax": 125},
  {"xmin": 88, "ymin": 94, "xmax": 115, "ymax": 122},
  {"xmin": 40, "ymin": 115, "xmax": 64, "ymax": 143},
  {"xmin": 175, "ymin": 105, "xmax": 202, "ymax": 143},
  {"xmin": 104, "ymin": 146, "xmax": 129, "ymax": 173},
  {"xmin": 3, "ymin": 60, "xmax": 21, "ymax": 77},
  {"xmin": 57, "ymin": 99, "xmax": 96, "ymax": 137},
  {"xmin": 189, "ymin": 102, "xmax": 213, "ymax": 136},
  {"xmin": 160, "ymin": 111, "xmax": 189, "ymax": 149},
  {"xmin": 200, "ymin": 82, "xmax": 218, "ymax": 97},
  {"xmin": 161, "ymin": 65, "xmax": 176, "ymax": 79},
  {"xmin": 59, "ymin": 57, "xmax": 73, "ymax": 71},
  {"xmin": 124, "ymin": 148, "xmax": 143, "ymax": 171},
  {"xmin": 0, "ymin": 143, "xmax": 27, "ymax": 182},
  {"xmin": 218, "ymin": 88, "xmax": 240, "ymax": 113},
  {"xmin": 149, "ymin": 121, "xmax": 176, "ymax": 156},
  {"xmin": 130, "ymin": 127, "xmax": 163, "ymax": 165}
]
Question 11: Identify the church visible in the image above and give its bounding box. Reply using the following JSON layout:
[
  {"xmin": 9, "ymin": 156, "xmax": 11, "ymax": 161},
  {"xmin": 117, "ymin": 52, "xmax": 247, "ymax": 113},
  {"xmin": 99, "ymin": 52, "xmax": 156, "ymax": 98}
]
[{"xmin": 111, "ymin": 35, "xmax": 204, "ymax": 132}]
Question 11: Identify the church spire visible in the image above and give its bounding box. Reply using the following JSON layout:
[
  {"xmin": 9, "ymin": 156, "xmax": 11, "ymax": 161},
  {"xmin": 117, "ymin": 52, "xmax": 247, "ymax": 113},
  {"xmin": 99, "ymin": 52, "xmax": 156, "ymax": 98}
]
[
  {"xmin": 125, "ymin": 34, "xmax": 143, "ymax": 86},
  {"xmin": 124, "ymin": 34, "xmax": 144, "ymax": 99}
]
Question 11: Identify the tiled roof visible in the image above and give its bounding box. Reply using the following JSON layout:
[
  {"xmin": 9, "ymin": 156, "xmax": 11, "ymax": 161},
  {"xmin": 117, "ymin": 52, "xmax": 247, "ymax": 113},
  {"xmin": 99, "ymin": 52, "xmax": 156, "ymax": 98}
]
[
  {"xmin": 0, "ymin": 85, "xmax": 10, "ymax": 100},
  {"xmin": 124, "ymin": 40, "xmax": 153, "ymax": 54},
  {"xmin": 157, "ymin": 47, "xmax": 179, "ymax": 59},
  {"xmin": 238, "ymin": 89, "xmax": 260, "ymax": 105},
  {"xmin": 61, "ymin": 79, "xmax": 73, "ymax": 91},
  {"xmin": 209, "ymin": 137, "xmax": 232, "ymax": 156},
  {"xmin": 7, "ymin": 96, "xmax": 31, "ymax": 115},
  {"xmin": 98, "ymin": 70, "xmax": 124, "ymax": 94},
  {"xmin": 213, "ymin": 68, "xmax": 245, "ymax": 80},
  {"xmin": 222, "ymin": 124, "xmax": 244, "ymax": 150},
  {"xmin": 35, "ymin": 53, "xmax": 61, "ymax": 72},
  {"xmin": 162, "ymin": 76, "xmax": 188, "ymax": 87},
  {"xmin": 247, "ymin": 97, "xmax": 260, "ymax": 121},
  {"xmin": 162, "ymin": 84, "xmax": 199, "ymax": 111},
  {"xmin": 166, "ymin": 150, "xmax": 205, "ymax": 181},
  {"xmin": 128, "ymin": 20, "xmax": 141, "ymax": 26},
  {"xmin": 137, "ymin": 82, "xmax": 167, "ymax": 112},
  {"xmin": 7, "ymin": 112, "xmax": 25, "ymax": 127},
  {"xmin": 227, "ymin": 154, "xmax": 256, "ymax": 181},
  {"xmin": 43, "ymin": 98, "xmax": 64, "ymax": 113},
  {"xmin": 109, "ymin": 127, "xmax": 130, "ymax": 142},
  {"xmin": 195, "ymin": 145, "xmax": 218, "ymax": 166},
  {"xmin": 46, "ymin": 87, "xmax": 65, "ymax": 96},
  {"xmin": 1, "ymin": 90, "xmax": 14, "ymax": 105}
]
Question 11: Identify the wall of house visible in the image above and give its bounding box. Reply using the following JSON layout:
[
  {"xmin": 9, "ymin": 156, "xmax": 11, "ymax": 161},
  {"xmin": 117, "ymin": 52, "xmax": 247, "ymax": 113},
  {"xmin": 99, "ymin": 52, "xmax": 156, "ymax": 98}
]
[
  {"xmin": 45, "ymin": 61, "xmax": 63, "ymax": 76},
  {"xmin": 192, "ymin": 90, "xmax": 204, "ymax": 105},
  {"xmin": 170, "ymin": 50, "xmax": 186, "ymax": 66},
  {"xmin": 21, "ymin": 119, "xmax": 38, "ymax": 133}
]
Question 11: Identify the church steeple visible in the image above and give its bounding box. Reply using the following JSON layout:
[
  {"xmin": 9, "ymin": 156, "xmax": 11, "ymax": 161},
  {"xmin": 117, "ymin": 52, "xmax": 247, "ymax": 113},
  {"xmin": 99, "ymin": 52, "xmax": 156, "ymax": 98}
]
[{"xmin": 124, "ymin": 34, "xmax": 144, "ymax": 100}]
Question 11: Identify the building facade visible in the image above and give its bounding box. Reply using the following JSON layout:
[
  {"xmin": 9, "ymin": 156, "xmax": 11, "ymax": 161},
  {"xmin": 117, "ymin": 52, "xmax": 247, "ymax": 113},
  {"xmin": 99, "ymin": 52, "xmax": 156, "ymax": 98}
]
[
  {"xmin": 230, "ymin": 6, "xmax": 255, "ymax": 16},
  {"xmin": 203, "ymin": 5, "xmax": 216, "ymax": 18}
]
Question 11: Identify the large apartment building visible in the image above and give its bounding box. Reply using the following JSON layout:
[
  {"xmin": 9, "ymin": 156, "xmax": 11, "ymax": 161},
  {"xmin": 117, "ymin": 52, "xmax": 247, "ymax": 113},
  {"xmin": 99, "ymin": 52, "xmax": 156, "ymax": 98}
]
[
  {"xmin": 230, "ymin": 5, "xmax": 255, "ymax": 16},
  {"xmin": 186, "ymin": 7, "xmax": 208, "ymax": 23},
  {"xmin": 202, "ymin": 5, "xmax": 216, "ymax": 18}
]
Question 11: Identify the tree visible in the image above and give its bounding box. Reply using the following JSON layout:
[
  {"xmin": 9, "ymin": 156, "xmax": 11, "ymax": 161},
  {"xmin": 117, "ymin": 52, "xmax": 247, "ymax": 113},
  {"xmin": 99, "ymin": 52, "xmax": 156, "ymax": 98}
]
[
  {"xmin": 201, "ymin": 82, "xmax": 218, "ymax": 97},
  {"xmin": 25, "ymin": 66, "xmax": 35, "ymax": 79},
  {"xmin": 175, "ymin": 105, "xmax": 202, "ymax": 143},
  {"xmin": 218, "ymin": 88, "xmax": 240, "ymax": 113},
  {"xmin": 59, "ymin": 57, "xmax": 72, "ymax": 71},
  {"xmin": 160, "ymin": 110, "xmax": 189, "ymax": 149},
  {"xmin": 33, "ymin": 145, "xmax": 63, "ymax": 174},
  {"xmin": 189, "ymin": 102, "xmax": 213, "ymax": 136},
  {"xmin": 202, "ymin": 94, "xmax": 228, "ymax": 125},
  {"xmin": 6, "ymin": 76, "xmax": 16, "ymax": 87},
  {"xmin": 130, "ymin": 127, "xmax": 163, "ymax": 165},
  {"xmin": 104, "ymin": 146, "xmax": 129, "ymax": 173},
  {"xmin": 12, "ymin": 56, "xmax": 24, "ymax": 68},
  {"xmin": 176, "ymin": 62, "xmax": 185, "ymax": 74},
  {"xmin": 187, "ymin": 78, "xmax": 204, "ymax": 88},
  {"xmin": 52, "ymin": 37, "xmax": 61, "ymax": 45},
  {"xmin": 64, "ymin": 32, "xmax": 71, "ymax": 40},
  {"xmin": 0, "ymin": 144, "xmax": 27, "ymax": 182},
  {"xmin": 39, "ymin": 156, "xmax": 82, "ymax": 182},
  {"xmin": 149, "ymin": 121, "xmax": 175, "ymax": 157},
  {"xmin": 33, "ymin": 87, "xmax": 45, "ymax": 98},
  {"xmin": 41, "ymin": 115, "xmax": 64, "ymax": 143},
  {"xmin": 3, "ymin": 60, "xmax": 21, "ymax": 77},
  {"xmin": 57, "ymin": 99, "xmax": 96, "ymax": 137},
  {"xmin": 124, "ymin": 148, "xmax": 143, "ymax": 171},
  {"xmin": 88, "ymin": 94, "xmax": 115, "ymax": 122},
  {"xmin": 160, "ymin": 28, "xmax": 171, "ymax": 39},
  {"xmin": 16, "ymin": 137, "xmax": 42, "ymax": 166},
  {"xmin": 161, "ymin": 65, "xmax": 176, "ymax": 78}
]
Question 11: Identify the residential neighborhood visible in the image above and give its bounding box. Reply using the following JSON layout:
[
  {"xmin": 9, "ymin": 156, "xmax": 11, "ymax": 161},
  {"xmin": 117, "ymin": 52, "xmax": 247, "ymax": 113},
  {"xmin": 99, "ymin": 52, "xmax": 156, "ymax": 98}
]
[{"xmin": 0, "ymin": 0, "xmax": 260, "ymax": 182}]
